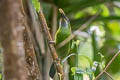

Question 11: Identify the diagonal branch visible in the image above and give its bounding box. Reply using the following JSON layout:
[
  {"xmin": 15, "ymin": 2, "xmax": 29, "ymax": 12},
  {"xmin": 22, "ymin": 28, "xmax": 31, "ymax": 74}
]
[
  {"xmin": 104, "ymin": 71, "xmax": 113, "ymax": 80},
  {"xmin": 95, "ymin": 50, "xmax": 120, "ymax": 80},
  {"xmin": 37, "ymin": 7, "xmax": 64, "ymax": 80}
]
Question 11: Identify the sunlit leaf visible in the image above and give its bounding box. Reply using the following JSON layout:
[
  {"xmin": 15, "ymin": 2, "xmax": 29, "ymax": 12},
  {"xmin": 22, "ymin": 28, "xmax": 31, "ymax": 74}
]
[
  {"xmin": 32, "ymin": 0, "xmax": 40, "ymax": 12},
  {"xmin": 107, "ymin": 21, "xmax": 120, "ymax": 41},
  {"xmin": 0, "ymin": 74, "xmax": 1, "ymax": 80},
  {"xmin": 100, "ymin": 5, "xmax": 109, "ymax": 16},
  {"xmin": 78, "ymin": 40, "xmax": 94, "ymax": 60},
  {"xmin": 114, "ymin": 7, "xmax": 120, "ymax": 16},
  {"xmin": 77, "ymin": 55, "xmax": 92, "ymax": 70},
  {"xmin": 74, "ymin": 73, "xmax": 83, "ymax": 80}
]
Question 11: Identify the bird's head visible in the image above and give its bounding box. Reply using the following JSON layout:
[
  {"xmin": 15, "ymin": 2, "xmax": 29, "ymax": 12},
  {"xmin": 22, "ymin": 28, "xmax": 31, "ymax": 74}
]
[{"xmin": 59, "ymin": 8, "xmax": 70, "ymax": 28}]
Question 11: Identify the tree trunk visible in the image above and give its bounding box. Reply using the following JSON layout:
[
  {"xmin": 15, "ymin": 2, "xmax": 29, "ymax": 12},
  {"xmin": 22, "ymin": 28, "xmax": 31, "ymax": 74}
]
[
  {"xmin": 0, "ymin": 0, "xmax": 27, "ymax": 80},
  {"xmin": 0, "ymin": 0, "xmax": 41, "ymax": 80}
]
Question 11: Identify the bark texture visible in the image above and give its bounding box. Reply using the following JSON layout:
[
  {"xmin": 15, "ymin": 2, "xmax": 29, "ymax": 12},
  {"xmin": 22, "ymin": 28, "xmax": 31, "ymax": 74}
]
[
  {"xmin": 20, "ymin": 0, "xmax": 41, "ymax": 80},
  {"xmin": 0, "ymin": 0, "xmax": 41, "ymax": 80},
  {"xmin": 0, "ymin": 0, "xmax": 27, "ymax": 80}
]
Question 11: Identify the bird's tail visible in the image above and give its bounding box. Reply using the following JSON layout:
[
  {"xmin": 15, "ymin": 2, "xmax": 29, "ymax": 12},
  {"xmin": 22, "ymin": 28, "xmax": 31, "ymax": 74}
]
[{"xmin": 49, "ymin": 62, "xmax": 56, "ymax": 79}]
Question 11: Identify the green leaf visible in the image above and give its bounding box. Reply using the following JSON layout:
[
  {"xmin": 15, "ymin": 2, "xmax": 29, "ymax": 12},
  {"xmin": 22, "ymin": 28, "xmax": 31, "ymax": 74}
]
[
  {"xmin": 83, "ymin": 73, "xmax": 91, "ymax": 80},
  {"xmin": 74, "ymin": 73, "xmax": 83, "ymax": 80},
  {"xmin": 0, "ymin": 74, "xmax": 1, "ymax": 80},
  {"xmin": 71, "ymin": 67, "xmax": 94, "ymax": 80},
  {"xmin": 114, "ymin": 7, "xmax": 120, "ymax": 16},
  {"xmin": 32, "ymin": 0, "xmax": 40, "ymax": 12},
  {"xmin": 71, "ymin": 67, "xmax": 84, "ymax": 80},
  {"xmin": 100, "ymin": 5, "xmax": 109, "ymax": 17},
  {"xmin": 107, "ymin": 21, "xmax": 120, "ymax": 41},
  {"xmin": 71, "ymin": 67, "xmax": 76, "ymax": 75},
  {"xmin": 77, "ymin": 55, "xmax": 92, "ymax": 70},
  {"xmin": 78, "ymin": 40, "xmax": 94, "ymax": 60}
]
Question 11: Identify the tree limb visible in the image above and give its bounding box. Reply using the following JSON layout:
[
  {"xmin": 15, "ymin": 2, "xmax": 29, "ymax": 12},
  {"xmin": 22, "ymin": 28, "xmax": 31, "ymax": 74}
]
[{"xmin": 37, "ymin": 5, "xmax": 64, "ymax": 80}]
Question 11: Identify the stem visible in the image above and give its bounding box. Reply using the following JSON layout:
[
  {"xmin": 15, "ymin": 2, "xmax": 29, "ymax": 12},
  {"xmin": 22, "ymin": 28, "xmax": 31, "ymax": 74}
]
[
  {"xmin": 37, "ymin": 7, "xmax": 64, "ymax": 80},
  {"xmin": 104, "ymin": 71, "xmax": 113, "ymax": 80}
]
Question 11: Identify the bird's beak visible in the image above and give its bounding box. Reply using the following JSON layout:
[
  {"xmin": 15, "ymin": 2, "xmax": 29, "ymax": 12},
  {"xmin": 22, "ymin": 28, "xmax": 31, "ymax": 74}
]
[
  {"xmin": 59, "ymin": 8, "xmax": 70, "ymax": 28},
  {"xmin": 59, "ymin": 8, "xmax": 67, "ymax": 20}
]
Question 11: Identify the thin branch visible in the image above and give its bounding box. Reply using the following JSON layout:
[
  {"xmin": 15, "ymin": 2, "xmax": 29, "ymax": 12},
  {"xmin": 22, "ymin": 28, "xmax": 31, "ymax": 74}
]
[
  {"xmin": 37, "ymin": 7, "xmax": 64, "ymax": 80},
  {"xmin": 27, "ymin": 0, "xmax": 45, "ymax": 55},
  {"xmin": 104, "ymin": 71, "xmax": 113, "ymax": 80},
  {"xmin": 62, "ymin": 53, "xmax": 76, "ymax": 64},
  {"xmin": 95, "ymin": 50, "xmax": 120, "ymax": 80},
  {"xmin": 104, "ymin": 50, "xmax": 120, "ymax": 71}
]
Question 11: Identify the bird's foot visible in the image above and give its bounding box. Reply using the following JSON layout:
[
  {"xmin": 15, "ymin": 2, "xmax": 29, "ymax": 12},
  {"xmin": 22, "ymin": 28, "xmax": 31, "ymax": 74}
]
[
  {"xmin": 56, "ymin": 58, "xmax": 61, "ymax": 62},
  {"xmin": 53, "ymin": 58, "xmax": 61, "ymax": 64}
]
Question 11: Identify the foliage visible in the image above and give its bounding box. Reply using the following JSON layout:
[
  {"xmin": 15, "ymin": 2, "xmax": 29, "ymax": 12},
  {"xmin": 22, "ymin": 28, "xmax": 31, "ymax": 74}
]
[
  {"xmin": 31, "ymin": 0, "xmax": 120, "ymax": 80},
  {"xmin": 1, "ymin": 0, "xmax": 120, "ymax": 80},
  {"xmin": 32, "ymin": 0, "xmax": 40, "ymax": 12}
]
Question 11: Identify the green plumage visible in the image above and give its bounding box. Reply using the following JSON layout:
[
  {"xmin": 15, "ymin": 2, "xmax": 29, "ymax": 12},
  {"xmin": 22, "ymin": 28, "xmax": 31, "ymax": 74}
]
[{"xmin": 55, "ymin": 20, "xmax": 71, "ymax": 60}]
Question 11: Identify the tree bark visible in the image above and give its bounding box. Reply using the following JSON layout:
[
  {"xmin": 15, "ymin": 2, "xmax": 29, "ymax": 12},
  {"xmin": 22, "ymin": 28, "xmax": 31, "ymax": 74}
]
[
  {"xmin": 23, "ymin": 21, "xmax": 41, "ymax": 80},
  {"xmin": 22, "ymin": 0, "xmax": 42, "ymax": 80},
  {"xmin": 0, "ymin": 0, "xmax": 27, "ymax": 80},
  {"xmin": 0, "ymin": 0, "xmax": 41, "ymax": 80}
]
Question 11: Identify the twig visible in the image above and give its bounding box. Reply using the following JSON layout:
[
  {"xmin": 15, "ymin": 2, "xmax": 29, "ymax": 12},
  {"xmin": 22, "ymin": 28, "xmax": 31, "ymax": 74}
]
[
  {"xmin": 27, "ymin": 0, "xmax": 45, "ymax": 55},
  {"xmin": 104, "ymin": 71, "xmax": 113, "ymax": 80},
  {"xmin": 37, "ymin": 7, "xmax": 64, "ymax": 80},
  {"xmin": 62, "ymin": 53, "xmax": 76, "ymax": 64},
  {"xmin": 104, "ymin": 50, "xmax": 120, "ymax": 71},
  {"xmin": 95, "ymin": 50, "xmax": 120, "ymax": 80}
]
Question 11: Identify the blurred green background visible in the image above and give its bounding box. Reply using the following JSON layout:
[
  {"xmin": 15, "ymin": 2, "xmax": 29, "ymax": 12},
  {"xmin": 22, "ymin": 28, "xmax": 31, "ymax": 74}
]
[
  {"xmin": 40, "ymin": 0, "xmax": 120, "ymax": 80},
  {"xmin": 1, "ymin": 0, "xmax": 120, "ymax": 80}
]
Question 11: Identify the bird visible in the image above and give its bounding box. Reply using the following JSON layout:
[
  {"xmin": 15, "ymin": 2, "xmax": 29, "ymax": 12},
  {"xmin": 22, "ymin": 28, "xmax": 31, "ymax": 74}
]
[
  {"xmin": 49, "ymin": 8, "xmax": 72, "ymax": 79},
  {"xmin": 55, "ymin": 8, "xmax": 71, "ymax": 60}
]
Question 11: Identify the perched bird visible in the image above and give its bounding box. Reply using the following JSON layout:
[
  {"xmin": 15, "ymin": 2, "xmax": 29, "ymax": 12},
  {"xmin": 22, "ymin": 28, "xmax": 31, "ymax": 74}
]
[
  {"xmin": 55, "ymin": 8, "xmax": 71, "ymax": 60},
  {"xmin": 49, "ymin": 8, "xmax": 72, "ymax": 79}
]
